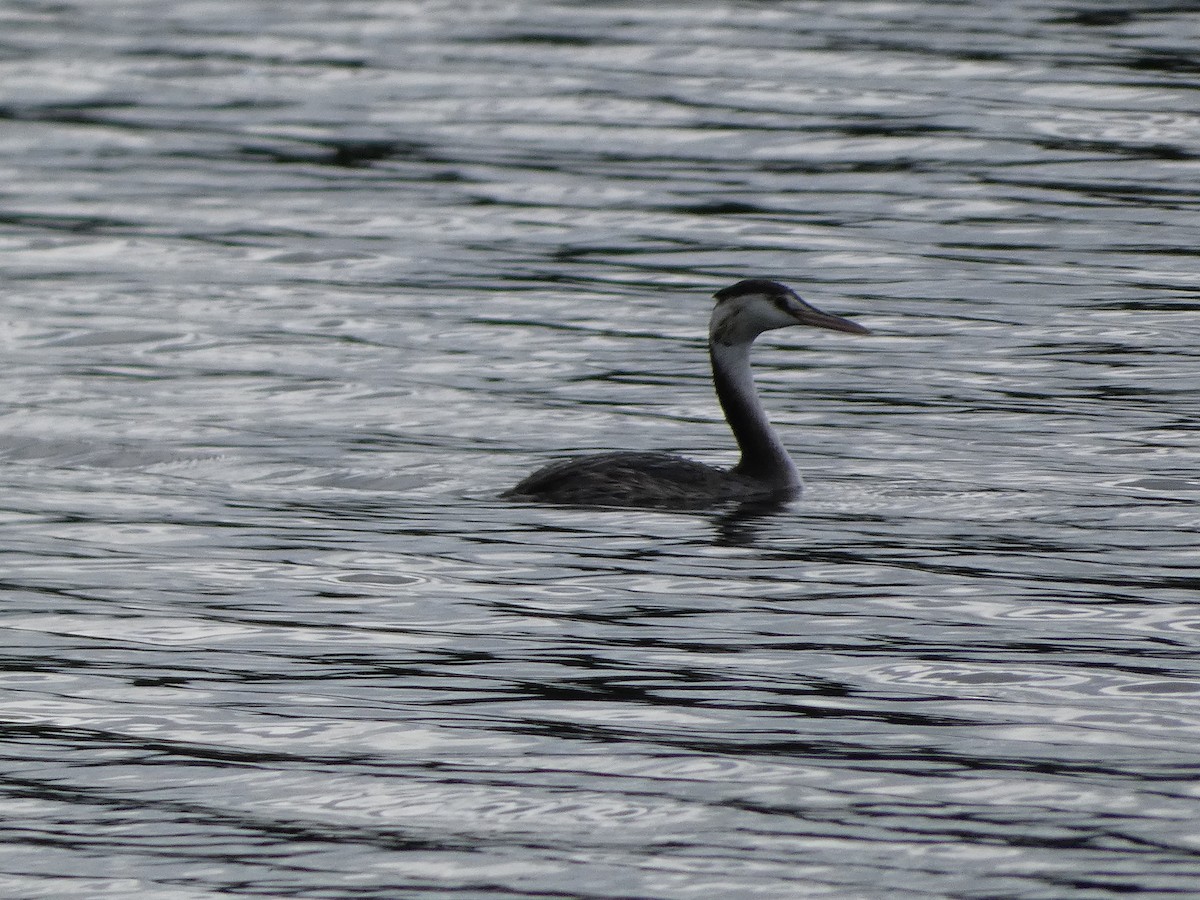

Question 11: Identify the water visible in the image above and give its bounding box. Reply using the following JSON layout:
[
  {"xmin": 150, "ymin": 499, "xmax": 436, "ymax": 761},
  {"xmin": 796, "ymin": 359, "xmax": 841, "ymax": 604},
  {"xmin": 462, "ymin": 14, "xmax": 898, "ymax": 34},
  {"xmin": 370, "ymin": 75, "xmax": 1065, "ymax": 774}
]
[{"xmin": 2, "ymin": 1, "xmax": 1199, "ymax": 897}]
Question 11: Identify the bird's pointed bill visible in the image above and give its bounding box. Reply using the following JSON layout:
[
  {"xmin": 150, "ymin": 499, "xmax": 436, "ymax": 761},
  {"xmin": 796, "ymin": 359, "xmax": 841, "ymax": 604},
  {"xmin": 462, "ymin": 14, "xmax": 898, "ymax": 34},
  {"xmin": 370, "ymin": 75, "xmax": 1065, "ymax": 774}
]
[{"xmin": 790, "ymin": 302, "xmax": 871, "ymax": 335}]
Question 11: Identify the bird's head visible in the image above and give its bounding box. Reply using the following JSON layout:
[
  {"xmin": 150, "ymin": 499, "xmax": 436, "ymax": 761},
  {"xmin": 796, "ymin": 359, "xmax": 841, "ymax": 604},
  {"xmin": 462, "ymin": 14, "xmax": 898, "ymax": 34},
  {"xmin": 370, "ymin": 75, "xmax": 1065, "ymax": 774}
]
[{"xmin": 710, "ymin": 279, "xmax": 869, "ymax": 346}]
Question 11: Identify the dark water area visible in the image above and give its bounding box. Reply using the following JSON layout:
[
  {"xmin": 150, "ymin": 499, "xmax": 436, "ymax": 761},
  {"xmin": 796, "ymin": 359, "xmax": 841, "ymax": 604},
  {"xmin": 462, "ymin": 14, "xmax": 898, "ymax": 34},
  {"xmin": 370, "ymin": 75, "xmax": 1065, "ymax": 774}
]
[{"xmin": 2, "ymin": 1, "xmax": 1199, "ymax": 897}]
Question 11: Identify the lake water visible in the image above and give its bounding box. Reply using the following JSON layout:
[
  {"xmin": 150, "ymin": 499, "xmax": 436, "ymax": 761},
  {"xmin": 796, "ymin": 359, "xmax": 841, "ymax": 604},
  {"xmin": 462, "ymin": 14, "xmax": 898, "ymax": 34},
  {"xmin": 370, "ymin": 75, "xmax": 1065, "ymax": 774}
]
[{"xmin": 2, "ymin": 1, "xmax": 1199, "ymax": 897}]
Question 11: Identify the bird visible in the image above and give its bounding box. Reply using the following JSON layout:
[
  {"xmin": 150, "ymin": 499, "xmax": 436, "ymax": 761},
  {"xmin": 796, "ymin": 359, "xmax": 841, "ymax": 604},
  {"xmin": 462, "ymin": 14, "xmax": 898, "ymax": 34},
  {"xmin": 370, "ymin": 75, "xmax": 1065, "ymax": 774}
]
[{"xmin": 504, "ymin": 279, "xmax": 869, "ymax": 508}]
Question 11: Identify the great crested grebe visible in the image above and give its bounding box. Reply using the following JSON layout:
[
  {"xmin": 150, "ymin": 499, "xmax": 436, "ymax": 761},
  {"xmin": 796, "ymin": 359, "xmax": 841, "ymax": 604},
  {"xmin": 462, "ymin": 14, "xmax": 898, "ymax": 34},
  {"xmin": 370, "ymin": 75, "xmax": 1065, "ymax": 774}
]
[{"xmin": 505, "ymin": 279, "xmax": 869, "ymax": 507}]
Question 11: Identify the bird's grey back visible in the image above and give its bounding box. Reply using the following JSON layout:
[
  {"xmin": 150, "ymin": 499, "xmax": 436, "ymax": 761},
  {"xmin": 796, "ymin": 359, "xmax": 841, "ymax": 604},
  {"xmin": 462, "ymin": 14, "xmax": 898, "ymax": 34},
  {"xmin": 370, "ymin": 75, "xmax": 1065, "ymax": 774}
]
[{"xmin": 504, "ymin": 451, "xmax": 792, "ymax": 508}]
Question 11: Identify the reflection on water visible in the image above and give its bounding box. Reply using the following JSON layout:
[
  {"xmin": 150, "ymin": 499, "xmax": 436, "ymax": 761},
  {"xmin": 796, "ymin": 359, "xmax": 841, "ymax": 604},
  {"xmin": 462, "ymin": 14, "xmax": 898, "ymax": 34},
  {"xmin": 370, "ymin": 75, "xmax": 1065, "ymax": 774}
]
[{"xmin": 2, "ymin": 0, "xmax": 1199, "ymax": 897}]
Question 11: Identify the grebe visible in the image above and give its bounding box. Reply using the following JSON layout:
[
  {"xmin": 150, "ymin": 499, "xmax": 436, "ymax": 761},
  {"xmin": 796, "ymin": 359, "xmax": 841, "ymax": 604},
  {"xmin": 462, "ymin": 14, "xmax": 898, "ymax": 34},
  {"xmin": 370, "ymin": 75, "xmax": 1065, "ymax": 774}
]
[{"xmin": 505, "ymin": 279, "xmax": 869, "ymax": 507}]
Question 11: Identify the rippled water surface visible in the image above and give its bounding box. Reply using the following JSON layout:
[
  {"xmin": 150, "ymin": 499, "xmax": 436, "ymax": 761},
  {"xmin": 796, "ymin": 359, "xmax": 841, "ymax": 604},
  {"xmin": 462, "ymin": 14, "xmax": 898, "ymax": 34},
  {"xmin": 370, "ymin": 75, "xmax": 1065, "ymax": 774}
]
[{"xmin": 3, "ymin": 1, "xmax": 1200, "ymax": 897}]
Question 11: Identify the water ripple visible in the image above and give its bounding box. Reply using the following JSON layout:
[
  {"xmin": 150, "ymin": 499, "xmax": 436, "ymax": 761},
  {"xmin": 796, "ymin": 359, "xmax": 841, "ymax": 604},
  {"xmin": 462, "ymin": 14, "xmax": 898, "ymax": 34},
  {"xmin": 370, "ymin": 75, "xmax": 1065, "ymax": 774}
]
[{"xmin": 3, "ymin": 1, "xmax": 1200, "ymax": 898}]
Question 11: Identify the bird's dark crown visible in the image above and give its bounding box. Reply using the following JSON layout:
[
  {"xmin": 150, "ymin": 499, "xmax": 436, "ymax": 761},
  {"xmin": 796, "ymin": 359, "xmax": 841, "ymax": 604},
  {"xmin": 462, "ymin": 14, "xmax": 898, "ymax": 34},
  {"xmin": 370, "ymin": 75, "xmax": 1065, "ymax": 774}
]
[{"xmin": 713, "ymin": 279, "xmax": 794, "ymax": 303}]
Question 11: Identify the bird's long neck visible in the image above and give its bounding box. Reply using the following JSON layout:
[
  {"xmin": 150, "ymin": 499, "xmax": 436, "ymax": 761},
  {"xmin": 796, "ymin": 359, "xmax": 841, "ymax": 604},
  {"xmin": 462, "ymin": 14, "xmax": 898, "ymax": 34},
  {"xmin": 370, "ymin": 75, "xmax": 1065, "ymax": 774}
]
[{"xmin": 709, "ymin": 339, "xmax": 800, "ymax": 488}]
